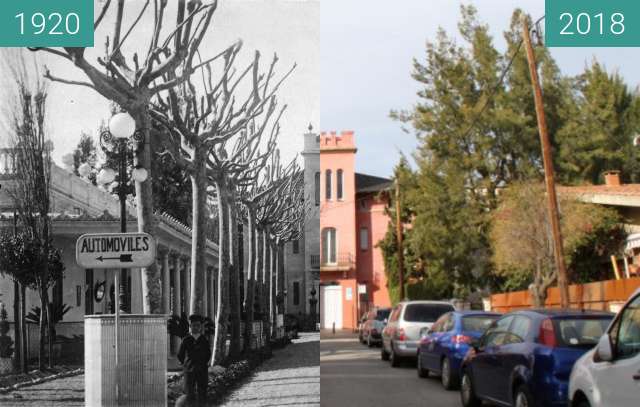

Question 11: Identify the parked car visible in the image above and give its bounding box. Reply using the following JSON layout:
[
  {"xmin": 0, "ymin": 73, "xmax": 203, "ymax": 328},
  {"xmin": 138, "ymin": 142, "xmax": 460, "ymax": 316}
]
[
  {"xmin": 381, "ymin": 300, "xmax": 455, "ymax": 367},
  {"xmin": 569, "ymin": 288, "xmax": 640, "ymax": 407},
  {"xmin": 460, "ymin": 309, "xmax": 614, "ymax": 407},
  {"xmin": 361, "ymin": 307, "xmax": 391, "ymax": 347},
  {"xmin": 417, "ymin": 311, "xmax": 500, "ymax": 389}
]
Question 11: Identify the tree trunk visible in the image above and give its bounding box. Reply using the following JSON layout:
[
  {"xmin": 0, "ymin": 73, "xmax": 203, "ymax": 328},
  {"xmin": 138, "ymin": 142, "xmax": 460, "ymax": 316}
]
[
  {"xmin": 243, "ymin": 211, "xmax": 257, "ymax": 353},
  {"xmin": 131, "ymin": 109, "xmax": 159, "ymax": 314},
  {"xmin": 277, "ymin": 243, "xmax": 285, "ymax": 316},
  {"xmin": 228, "ymin": 202, "xmax": 242, "ymax": 358},
  {"xmin": 211, "ymin": 183, "xmax": 230, "ymax": 365},
  {"xmin": 13, "ymin": 282, "xmax": 21, "ymax": 371},
  {"xmin": 20, "ymin": 284, "xmax": 27, "ymax": 373},
  {"xmin": 189, "ymin": 155, "xmax": 207, "ymax": 316},
  {"xmin": 255, "ymin": 227, "xmax": 264, "ymax": 348},
  {"xmin": 271, "ymin": 241, "xmax": 277, "ymax": 338},
  {"xmin": 46, "ymin": 300, "xmax": 53, "ymax": 368},
  {"xmin": 262, "ymin": 231, "xmax": 272, "ymax": 351},
  {"xmin": 38, "ymin": 290, "xmax": 48, "ymax": 370}
]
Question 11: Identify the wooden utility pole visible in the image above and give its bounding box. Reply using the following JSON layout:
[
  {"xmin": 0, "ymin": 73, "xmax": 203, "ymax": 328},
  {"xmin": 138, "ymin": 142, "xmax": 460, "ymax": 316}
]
[
  {"xmin": 522, "ymin": 17, "xmax": 570, "ymax": 308},
  {"xmin": 395, "ymin": 181, "xmax": 405, "ymax": 301}
]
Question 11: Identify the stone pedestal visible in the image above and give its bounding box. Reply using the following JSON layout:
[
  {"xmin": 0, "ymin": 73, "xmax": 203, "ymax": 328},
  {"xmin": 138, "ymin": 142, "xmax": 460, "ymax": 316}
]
[{"xmin": 85, "ymin": 314, "xmax": 167, "ymax": 407}]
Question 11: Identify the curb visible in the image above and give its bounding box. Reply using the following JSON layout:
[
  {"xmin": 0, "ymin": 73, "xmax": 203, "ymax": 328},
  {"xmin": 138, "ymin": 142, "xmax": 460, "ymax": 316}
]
[{"xmin": 0, "ymin": 367, "xmax": 84, "ymax": 394}]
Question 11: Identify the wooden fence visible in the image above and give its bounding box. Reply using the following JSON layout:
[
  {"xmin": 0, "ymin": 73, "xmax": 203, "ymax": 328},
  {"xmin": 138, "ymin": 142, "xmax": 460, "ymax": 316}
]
[{"xmin": 491, "ymin": 278, "xmax": 640, "ymax": 313}]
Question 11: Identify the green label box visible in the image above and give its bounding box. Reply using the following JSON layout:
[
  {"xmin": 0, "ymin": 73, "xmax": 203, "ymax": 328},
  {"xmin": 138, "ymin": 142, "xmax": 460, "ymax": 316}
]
[
  {"xmin": 546, "ymin": 0, "xmax": 640, "ymax": 47},
  {"xmin": 0, "ymin": 0, "xmax": 93, "ymax": 47}
]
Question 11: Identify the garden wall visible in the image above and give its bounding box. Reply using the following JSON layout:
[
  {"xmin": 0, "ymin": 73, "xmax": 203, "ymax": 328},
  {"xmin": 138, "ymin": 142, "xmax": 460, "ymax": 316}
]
[{"xmin": 490, "ymin": 278, "xmax": 640, "ymax": 313}]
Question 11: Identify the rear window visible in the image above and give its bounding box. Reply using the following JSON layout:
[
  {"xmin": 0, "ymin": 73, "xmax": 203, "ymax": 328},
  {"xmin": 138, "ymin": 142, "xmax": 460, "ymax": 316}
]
[
  {"xmin": 375, "ymin": 309, "xmax": 391, "ymax": 321},
  {"xmin": 554, "ymin": 317, "xmax": 612, "ymax": 348},
  {"xmin": 462, "ymin": 315, "xmax": 500, "ymax": 332},
  {"xmin": 403, "ymin": 303, "xmax": 454, "ymax": 323}
]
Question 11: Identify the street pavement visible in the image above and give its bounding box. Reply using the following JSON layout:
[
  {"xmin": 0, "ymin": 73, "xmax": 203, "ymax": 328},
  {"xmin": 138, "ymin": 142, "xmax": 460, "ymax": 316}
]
[
  {"xmin": 0, "ymin": 373, "xmax": 84, "ymax": 407},
  {"xmin": 220, "ymin": 331, "xmax": 320, "ymax": 407},
  {"xmin": 320, "ymin": 330, "xmax": 461, "ymax": 407}
]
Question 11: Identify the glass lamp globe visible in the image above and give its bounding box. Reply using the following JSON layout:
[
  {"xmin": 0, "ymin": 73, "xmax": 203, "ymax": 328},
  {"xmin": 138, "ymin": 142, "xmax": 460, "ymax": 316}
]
[
  {"xmin": 78, "ymin": 162, "xmax": 92, "ymax": 178},
  {"xmin": 131, "ymin": 167, "xmax": 148, "ymax": 183},
  {"xmin": 109, "ymin": 112, "xmax": 136, "ymax": 139},
  {"xmin": 97, "ymin": 168, "xmax": 116, "ymax": 185}
]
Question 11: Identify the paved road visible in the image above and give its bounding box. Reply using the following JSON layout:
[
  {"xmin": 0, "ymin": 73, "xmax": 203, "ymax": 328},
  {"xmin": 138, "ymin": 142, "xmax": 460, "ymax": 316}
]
[
  {"xmin": 320, "ymin": 331, "xmax": 461, "ymax": 407},
  {"xmin": 220, "ymin": 332, "xmax": 320, "ymax": 407}
]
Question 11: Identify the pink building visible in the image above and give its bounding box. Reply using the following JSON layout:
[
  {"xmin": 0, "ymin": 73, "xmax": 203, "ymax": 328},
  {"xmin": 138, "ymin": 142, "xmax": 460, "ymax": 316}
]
[{"xmin": 319, "ymin": 131, "xmax": 392, "ymax": 330}]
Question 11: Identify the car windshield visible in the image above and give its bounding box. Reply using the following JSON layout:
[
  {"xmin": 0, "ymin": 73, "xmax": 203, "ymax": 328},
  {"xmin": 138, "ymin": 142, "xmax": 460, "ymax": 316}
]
[
  {"xmin": 403, "ymin": 304, "xmax": 453, "ymax": 323},
  {"xmin": 462, "ymin": 315, "xmax": 500, "ymax": 332},
  {"xmin": 375, "ymin": 309, "xmax": 390, "ymax": 321},
  {"xmin": 555, "ymin": 317, "xmax": 612, "ymax": 348}
]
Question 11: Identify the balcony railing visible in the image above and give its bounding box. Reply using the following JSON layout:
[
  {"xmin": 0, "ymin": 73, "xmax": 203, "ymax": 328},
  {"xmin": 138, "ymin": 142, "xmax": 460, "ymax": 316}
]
[
  {"xmin": 310, "ymin": 254, "xmax": 320, "ymax": 270},
  {"xmin": 320, "ymin": 252, "xmax": 355, "ymax": 271}
]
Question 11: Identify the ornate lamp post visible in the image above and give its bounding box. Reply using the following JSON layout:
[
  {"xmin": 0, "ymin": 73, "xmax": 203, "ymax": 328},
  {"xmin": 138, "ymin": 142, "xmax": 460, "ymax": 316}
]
[{"xmin": 86, "ymin": 112, "xmax": 148, "ymax": 312}]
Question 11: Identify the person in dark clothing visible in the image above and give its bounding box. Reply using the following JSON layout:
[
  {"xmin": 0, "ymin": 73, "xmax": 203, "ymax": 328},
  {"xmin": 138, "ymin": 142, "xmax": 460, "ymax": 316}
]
[{"xmin": 177, "ymin": 314, "xmax": 211, "ymax": 406}]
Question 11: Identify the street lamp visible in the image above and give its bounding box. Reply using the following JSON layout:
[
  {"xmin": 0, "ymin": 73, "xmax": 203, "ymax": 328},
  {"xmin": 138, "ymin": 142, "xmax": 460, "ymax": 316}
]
[{"xmin": 87, "ymin": 112, "xmax": 147, "ymax": 312}]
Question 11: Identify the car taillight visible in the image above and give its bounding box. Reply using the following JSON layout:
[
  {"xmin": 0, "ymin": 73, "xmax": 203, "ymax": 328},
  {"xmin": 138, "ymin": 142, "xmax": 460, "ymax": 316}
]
[
  {"xmin": 452, "ymin": 335, "xmax": 472, "ymax": 344},
  {"xmin": 395, "ymin": 328, "xmax": 406, "ymax": 341},
  {"xmin": 538, "ymin": 318, "xmax": 557, "ymax": 348}
]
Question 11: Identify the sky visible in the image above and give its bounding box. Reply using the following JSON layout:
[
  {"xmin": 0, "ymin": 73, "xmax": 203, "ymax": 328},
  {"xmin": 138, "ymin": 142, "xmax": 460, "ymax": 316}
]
[
  {"xmin": 321, "ymin": 0, "xmax": 640, "ymax": 178},
  {"xmin": 0, "ymin": 0, "xmax": 319, "ymax": 169}
]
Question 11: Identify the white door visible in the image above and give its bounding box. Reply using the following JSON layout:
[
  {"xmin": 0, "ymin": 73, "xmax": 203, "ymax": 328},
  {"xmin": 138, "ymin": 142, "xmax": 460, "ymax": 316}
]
[
  {"xmin": 321, "ymin": 285, "xmax": 342, "ymax": 329},
  {"xmin": 596, "ymin": 293, "xmax": 640, "ymax": 406}
]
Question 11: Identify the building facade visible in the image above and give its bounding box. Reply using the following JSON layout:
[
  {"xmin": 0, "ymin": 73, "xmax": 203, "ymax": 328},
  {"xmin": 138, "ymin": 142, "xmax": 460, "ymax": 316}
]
[
  {"xmin": 0, "ymin": 149, "xmax": 218, "ymax": 359},
  {"xmin": 319, "ymin": 131, "xmax": 392, "ymax": 330},
  {"xmin": 283, "ymin": 127, "xmax": 320, "ymax": 319}
]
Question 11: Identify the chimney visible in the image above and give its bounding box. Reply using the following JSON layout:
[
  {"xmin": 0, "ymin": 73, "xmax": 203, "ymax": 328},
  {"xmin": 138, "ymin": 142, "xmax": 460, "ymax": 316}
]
[{"xmin": 604, "ymin": 170, "xmax": 621, "ymax": 186}]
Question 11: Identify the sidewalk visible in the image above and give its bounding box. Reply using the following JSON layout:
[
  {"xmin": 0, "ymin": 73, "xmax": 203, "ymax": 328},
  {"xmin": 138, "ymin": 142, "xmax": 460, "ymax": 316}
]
[
  {"xmin": 0, "ymin": 373, "xmax": 83, "ymax": 407},
  {"xmin": 219, "ymin": 332, "xmax": 320, "ymax": 407}
]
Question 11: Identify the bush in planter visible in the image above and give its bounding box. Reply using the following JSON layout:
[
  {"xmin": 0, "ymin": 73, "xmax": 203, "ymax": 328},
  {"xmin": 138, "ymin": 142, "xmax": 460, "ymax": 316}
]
[
  {"xmin": 0, "ymin": 304, "xmax": 14, "ymax": 358},
  {"xmin": 25, "ymin": 303, "xmax": 71, "ymax": 340}
]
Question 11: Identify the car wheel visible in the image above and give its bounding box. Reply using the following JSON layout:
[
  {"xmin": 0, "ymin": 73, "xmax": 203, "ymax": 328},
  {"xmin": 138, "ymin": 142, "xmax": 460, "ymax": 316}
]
[
  {"xmin": 441, "ymin": 357, "xmax": 458, "ymax": 390},
  {"xmin": 381, "ymin": 344, "xmax": 390, "ymax": 361},
  {"xmin": 514, "ymin": 384, "xmax": 534, "ymax": 407},
  {"xmin": 417, "ymin": 351, "xmax": 429, "ymax": 378},
  {"xmin": 390, "ymin": 343, "xmax": 401, "ymax": 367},
  {"xmin": 460, "ymin": 370, "xmax": 481, "ymax": 407}
]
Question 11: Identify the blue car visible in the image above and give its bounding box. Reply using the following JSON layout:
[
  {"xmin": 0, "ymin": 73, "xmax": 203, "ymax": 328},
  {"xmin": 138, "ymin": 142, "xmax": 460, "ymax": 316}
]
[
  {"xmin": 459, "ymin": 309, "xmax": 614, "ymax": 407},
  {"xmin": 417, "ymin": 311, "xmax": 500, "ymax": 390}
]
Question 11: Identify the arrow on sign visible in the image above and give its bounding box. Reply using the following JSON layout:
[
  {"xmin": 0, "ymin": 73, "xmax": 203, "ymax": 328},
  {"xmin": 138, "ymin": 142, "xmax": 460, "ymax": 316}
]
[{"xmin": 96, "ymin": 254, "xmax": 133, "ymax": 263}]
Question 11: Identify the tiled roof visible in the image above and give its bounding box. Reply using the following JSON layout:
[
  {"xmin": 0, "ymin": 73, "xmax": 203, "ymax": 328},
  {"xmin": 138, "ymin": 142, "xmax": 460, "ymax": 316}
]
[
  {"xmin": 558, "ymin": 184, "xmax": 640, "ymax": 197},
  {"xmin": 355, "ymin": 173, "xmax": 392, "ymax": 193}
]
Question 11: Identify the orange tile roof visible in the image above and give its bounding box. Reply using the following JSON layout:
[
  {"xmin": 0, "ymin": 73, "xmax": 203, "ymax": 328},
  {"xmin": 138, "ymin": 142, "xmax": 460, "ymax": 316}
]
[{"xmin": 558, "ymin": 184, "xmax": 640, "ymax": 197}]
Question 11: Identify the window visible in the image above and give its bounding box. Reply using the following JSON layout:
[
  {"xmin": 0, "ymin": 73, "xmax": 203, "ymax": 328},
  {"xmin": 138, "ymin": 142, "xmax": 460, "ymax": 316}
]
[
  {"xmin": 293, "ymin": 282, "xmax": 300, "ymax": 306},
  {"xmin": 322, "ymin": 227, "xmax": 337, "ymax": 264},
  {"xmin": 314, "ymin": 172, "xmax": 320, "ymax": 206},
  {"xmin": 613, "ymin": 294, "xmax": 640, "ymax": 359},
  {"xmin": 507, "ymin": 316, "xmax": 531, "ymax": 344},
  {"xmin": 292, "ymin": 240, "xmax": 299, "ymax": 254},
  {"xmin": 360, "ymin": 227, "xmax": 369, "ymax": 250},
  {"xmin": 403, "ymin": 303, "xmax": 454, "ymax": 323},
  {"xmin": 337, "ymin": 169, "xmax": 344, "ymax": 200},
  {"xmin": 325, "ymin": 169, "xmax": 332, "ymax": 200},
  {"xmin": 443, "ymin": 313, "xmax": 455, "ymax": 332},
  {"xmin": 482, "ymin": 315, "xmax": 514, "ymax": 347}
]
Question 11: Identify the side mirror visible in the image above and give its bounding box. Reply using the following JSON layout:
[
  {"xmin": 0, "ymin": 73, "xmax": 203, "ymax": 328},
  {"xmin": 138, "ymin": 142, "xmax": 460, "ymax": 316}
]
[
  {"xmin": 470, "ymin": 338, "xmax": 481, "ymax": 351},
  {"xmin": 595, "ymin": 334, "xmax": 614, "ymax": 362}
]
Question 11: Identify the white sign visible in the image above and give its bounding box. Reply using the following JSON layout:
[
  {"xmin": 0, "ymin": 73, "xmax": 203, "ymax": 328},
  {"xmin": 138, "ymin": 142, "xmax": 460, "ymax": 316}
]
[
  {"xmin": 76, "ymin": 233, "xmax": 156, "ymax": 269},
  {"xmin": 345, "ymin": 287, "xmax": 353, "ymax": 301},
  {"xmin": 358, "ymin": 284, "xmax": 367, "ymax": 294}
]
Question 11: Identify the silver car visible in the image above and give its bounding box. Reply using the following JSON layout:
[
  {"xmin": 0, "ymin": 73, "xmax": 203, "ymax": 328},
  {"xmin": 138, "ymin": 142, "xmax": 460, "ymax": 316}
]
[{"xmin": 381, "ymin": 300, "xmax": 455, "ymax": 367}]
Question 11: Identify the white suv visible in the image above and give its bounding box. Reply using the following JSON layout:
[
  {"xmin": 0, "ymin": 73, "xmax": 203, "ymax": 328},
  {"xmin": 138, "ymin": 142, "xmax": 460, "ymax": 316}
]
[{"xmin": 569, "ymin": 288, "xmax": 640, "ymax": 407}]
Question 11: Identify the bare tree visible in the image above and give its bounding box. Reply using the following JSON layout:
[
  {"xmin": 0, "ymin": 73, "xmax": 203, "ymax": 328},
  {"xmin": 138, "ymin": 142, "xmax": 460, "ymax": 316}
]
[
  {"xmin": 30, "ymin": 0, "xmax": 218, "ymax": 313},
  {"xmin": 3, "ymin": 55, "xmax": 59, "ymax": 369}
]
